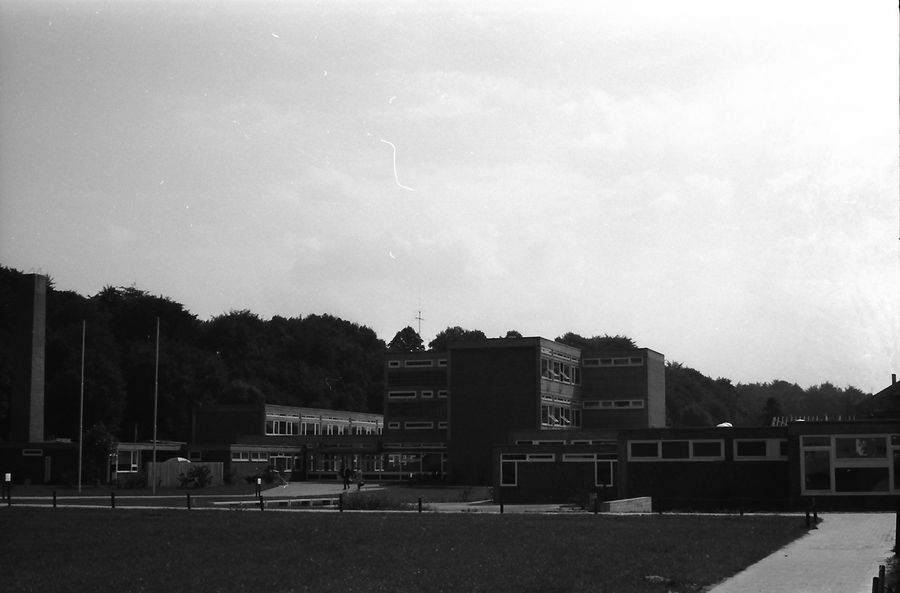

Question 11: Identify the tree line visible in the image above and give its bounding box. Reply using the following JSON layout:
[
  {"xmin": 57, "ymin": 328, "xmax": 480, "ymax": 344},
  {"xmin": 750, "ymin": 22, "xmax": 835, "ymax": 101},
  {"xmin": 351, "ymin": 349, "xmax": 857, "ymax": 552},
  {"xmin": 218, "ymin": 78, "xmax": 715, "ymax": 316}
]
[{"xmin": 0, "ymin": 265, "xmax": 875, "ymax": 447}]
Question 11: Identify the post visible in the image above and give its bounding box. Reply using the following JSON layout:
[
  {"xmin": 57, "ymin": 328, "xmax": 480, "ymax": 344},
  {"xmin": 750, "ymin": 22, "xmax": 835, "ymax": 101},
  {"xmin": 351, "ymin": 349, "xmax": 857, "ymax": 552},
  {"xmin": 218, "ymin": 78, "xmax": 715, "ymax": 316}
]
[
  {"xmin": 895, "ymin": 511, "xmax": 899, "ymax": 553},
  {"xmin": 418, "ymin": 497, "xmax": 422, "ymax": 513},
  {"xmin": 878, "ymin": 565, "xmax": 885, "ymax": 593},
  {"xmin": 339, "ymin": 492, "xmax": 344, "ymax": 513},
  {"xmin": 151, "ymin": 317, "xmax": 160, "ymax": 495},
  {"xmin": 186, "ymin": 493, "xmax": 191, "ymax": 510},
  {"xmin": 77, "ymin": 320, "xmax": 85, "ymax": 495},
  {"xmin": 110, "ymin": 492, "xmax": 116, "ymax": 509},
  {"xmin": 872, "ymin": 576, "xmax": 879, "ymax": 593},
  {"xmin": 53, "ymin": 491, "xmax": 57, "ymax": 508},
  {"xmin": 258, "ymin": 495, "xmax": 264, "ymax": 511}
]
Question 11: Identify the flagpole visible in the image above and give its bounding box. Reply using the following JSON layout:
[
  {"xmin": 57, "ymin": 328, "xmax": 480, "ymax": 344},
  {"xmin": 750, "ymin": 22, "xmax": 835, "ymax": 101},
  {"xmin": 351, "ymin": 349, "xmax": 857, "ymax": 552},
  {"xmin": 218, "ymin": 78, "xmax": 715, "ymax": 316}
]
[
  {"xmin": 152, "ymin": 316, "xmax": 159, "ymax": 495},
  {"xmin": 77, "ymin": 320, "xmax": 85, "ymax": 495}
]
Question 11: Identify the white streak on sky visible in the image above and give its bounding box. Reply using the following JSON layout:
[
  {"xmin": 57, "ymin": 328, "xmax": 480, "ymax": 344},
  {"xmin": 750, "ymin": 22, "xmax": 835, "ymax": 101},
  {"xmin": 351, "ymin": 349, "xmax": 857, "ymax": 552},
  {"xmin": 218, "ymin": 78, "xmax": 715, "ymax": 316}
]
[{"xmin": 380, "ymin": 138, "xmax": 415, "ymax": 192}]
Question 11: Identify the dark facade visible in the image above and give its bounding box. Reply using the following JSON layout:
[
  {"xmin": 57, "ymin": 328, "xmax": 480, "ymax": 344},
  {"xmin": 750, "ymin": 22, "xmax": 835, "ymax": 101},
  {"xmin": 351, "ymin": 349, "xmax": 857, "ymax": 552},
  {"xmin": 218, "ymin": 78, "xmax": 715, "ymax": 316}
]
[{"xmin": 617, "ymin": 421, "xmax": 900, "ymax": 511}]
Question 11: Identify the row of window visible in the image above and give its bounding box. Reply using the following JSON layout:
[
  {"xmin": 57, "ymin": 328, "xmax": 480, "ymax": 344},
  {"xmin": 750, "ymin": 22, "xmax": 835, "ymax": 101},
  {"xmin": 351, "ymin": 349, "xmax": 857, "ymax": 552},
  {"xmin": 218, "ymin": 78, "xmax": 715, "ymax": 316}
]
[
  {"xmin": 265, "ymin": 420, "xmax": 382, "ymax": 436},
  {"xmin": 541, "ymin": 358, "xmax": 581, "ymax": 385},
  {"xmin": 627, "ymin": 439, "xmax": 795, "ymax": 462},
  {"xmin": 387, "ymin": 421, "xmax": 448, "ymax": 430},
  {"xmin": 583, "ymin": 357, "xmax": 644, "ymax": 367},
  {"xmin": 583, "ymin": 400, "xmax": 645, "ymax": 410},
  {"xmin": 387, "ymin": 390, "xmax": 449, "ymax": 400},
  {"xmin": 500, "ymin": 452, "xmax": 616, "ymax": 487},
  {"xmin": 541, "ymin": 404, "xmax": 582, "ymax": 428},
  {"xmin": 387, "ymin": 359, "xmax": 448, "ymax": 368}
]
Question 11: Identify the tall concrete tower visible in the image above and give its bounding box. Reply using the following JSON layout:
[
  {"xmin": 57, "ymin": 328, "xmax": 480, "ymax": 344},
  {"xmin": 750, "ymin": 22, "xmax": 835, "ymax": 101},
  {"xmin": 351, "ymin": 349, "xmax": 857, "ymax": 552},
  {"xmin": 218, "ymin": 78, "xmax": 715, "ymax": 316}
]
[{"xmin": 10, "ymin": 273, "xmax": 47, "ymax": 443}]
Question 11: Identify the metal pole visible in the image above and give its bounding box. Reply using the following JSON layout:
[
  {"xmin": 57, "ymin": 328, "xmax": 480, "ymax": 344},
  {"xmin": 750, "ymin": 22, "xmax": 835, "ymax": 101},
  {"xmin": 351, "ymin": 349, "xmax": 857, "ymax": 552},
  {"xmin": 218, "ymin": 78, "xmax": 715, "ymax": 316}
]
[
  {"xmin": 77, "ymin": 320, "xmax": 85, "ymax": 494},
  {"xmin": 152, "ymin": 317, "xmax": 159, "ymax": 495}
]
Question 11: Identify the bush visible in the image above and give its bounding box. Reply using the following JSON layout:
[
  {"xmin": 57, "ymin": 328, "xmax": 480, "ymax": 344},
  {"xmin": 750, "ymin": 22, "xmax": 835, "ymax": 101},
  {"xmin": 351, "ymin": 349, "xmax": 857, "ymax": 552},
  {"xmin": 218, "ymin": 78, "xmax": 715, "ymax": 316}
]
[{"xmin": 178, "ymin": 465, "xmax": 213, "ymax": 489}]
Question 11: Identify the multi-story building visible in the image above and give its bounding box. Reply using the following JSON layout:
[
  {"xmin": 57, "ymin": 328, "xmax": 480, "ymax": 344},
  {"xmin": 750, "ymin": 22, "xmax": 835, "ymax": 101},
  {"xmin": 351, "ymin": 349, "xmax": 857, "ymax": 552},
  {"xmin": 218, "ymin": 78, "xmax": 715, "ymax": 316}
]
[{"xmin": 384, "ymin": 337, "xmax": 667, "ymax": 485}]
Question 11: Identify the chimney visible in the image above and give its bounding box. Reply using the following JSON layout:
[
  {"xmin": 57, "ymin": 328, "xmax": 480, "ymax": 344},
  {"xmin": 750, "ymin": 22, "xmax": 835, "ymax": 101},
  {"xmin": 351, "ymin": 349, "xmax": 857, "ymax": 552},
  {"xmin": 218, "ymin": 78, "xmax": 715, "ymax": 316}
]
[
  {"xmin": 893, "ymin": 374, "xmax": 897, "ymax": 386},
  {"xmin": 10, "ymin": 274, "xmax": 47, "ymax": 443}
]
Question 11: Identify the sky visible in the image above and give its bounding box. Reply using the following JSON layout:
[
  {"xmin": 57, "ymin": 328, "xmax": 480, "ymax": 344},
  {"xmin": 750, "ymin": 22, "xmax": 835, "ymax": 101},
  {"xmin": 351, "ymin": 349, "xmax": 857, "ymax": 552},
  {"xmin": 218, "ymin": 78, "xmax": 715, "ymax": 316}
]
[{"xmin": 1, "ymin": 0, "xmax": 898, "ymax": 394}]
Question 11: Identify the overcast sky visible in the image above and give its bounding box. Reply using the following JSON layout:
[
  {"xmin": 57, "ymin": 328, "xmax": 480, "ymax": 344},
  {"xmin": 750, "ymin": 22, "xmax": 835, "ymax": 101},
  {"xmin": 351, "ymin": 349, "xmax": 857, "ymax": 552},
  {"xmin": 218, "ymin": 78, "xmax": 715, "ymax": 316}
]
[{"xmin": 1, "ymin": 0, "xmax": 897, "ymax": 393}]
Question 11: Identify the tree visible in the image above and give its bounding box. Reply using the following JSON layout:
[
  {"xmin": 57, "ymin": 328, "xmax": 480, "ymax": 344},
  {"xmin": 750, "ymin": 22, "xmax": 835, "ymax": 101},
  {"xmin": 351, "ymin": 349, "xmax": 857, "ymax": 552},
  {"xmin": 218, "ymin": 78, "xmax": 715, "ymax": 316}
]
[
  {"xmin": 503, "ymin": 330, "xmax": 523, "ymax": 339},
  {"xmin": 759, "ymin": 397, "xmax": 783, "ymax": 426},
  {"xmin": 388, "ymin": 326, "xmax": 425, "ymax": 352},
  {"xmin": 81, "ymin": 423, "xmax": 117, "ymax": 484},
  {"xmin": 428, "ymin": 326, "xmax": 487, "ymax": 350},
  {"xmin": 555, "ymin": 332, "xmax": 637, "ymax": 351}
]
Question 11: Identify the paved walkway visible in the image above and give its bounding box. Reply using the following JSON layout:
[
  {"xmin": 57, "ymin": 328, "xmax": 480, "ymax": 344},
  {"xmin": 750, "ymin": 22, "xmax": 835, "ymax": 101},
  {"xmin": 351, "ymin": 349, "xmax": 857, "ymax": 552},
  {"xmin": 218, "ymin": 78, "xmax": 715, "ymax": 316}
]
[{"xmin": 707, "ymin": 513, "xmax": 895, "ymax": 593}]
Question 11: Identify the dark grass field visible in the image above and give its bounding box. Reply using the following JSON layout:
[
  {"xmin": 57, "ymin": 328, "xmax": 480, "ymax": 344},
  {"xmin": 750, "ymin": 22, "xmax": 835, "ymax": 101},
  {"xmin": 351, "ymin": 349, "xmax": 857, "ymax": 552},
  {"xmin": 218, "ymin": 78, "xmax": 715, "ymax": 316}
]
[{"xmin": 0, "ymin": 508, "xmax": 808, "ymax": 593}]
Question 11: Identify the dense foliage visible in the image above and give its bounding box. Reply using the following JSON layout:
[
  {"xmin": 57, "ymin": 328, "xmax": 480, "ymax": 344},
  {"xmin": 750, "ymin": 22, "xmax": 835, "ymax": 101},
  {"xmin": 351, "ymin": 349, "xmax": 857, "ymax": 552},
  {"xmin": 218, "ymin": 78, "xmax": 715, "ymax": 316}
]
[
  {"xmin": 0, "ymin": 266, "xmax": 385, "ymax": 443},
  {"xmin": 0, "ymin": 266, "xmax": 877, "ymax": 445}
]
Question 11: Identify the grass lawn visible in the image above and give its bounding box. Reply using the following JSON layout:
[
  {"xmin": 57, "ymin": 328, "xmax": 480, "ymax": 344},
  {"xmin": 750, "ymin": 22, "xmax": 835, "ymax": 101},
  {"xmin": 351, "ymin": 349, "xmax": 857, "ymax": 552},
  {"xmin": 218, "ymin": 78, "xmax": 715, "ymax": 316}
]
[{"xmin": 0, "ymin": 508, "xmax": 808, "ymax": 593}]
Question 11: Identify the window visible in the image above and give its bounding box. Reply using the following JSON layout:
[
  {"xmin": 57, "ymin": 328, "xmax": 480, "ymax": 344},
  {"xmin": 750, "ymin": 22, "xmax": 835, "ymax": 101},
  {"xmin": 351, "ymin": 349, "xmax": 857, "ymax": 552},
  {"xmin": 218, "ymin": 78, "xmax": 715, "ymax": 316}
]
[
  {"xmin": 404, "ymin": 359, "xmax": 433, "ymax": 367},
  {"xmin": 735, "ymin": 440, "xmax": 766, "ymax": 458},
  {"xmin": 630, "ymin": 442, "xmax": 659, "ymax": 458},
  {"xmin": 421, "ymin": 390, "xmax": 433, "ymax": 399},
  {"xmin": 22, "ymin": 449, "xmax": 43, "ymax": 457},
  {"xmin": 596, "ymin": 460, "xmax": 615, "ymax": 487},
  {"xmin": 404, "ymin": 421, "xmax": 434, "ymax": 430},
  {"xmin": 501, "ymin": 459, "xmax": 517, "ymax": 486},
  {"xmin": 388, "ymin": 391, "xmax": 417, "ymax": 400},
  {"xmin": 387, "ymin": 422, "xmax": 400, "ymax": 430},
  {"xmin": 804, "ymin": 450, "xmax": 831, "ymax": 491},
  {"xmin": 251, "ymin": 452, "xmax": 268, "ymax": 462},
  {"xmin": 661, "ymin": 441, "xmax": 690, "ymax": 459},
  {"xmin": 231, "ymin": 451, "xmax": 249, "ymax": 462},
  {"xmin": 438, "ymin": 359, "xmax": 448, "ymax": 367},
  {"xmin": 388, "ymin": 360, "xmax": 401, "ymax": 368},
  {"xmin": 735, "ymin": 439, "xmax": 788, "ymax": 460},
  {"xmin": 835, "ymin": 437, "xmax": 887, "ymax": 459},
  {"xmin": 437, "ymin": 390, "xmax": 448, "ymax": 398},
  {"xmin": 691, "ymin": 441, "xmax": 723, "ymax": 459}
]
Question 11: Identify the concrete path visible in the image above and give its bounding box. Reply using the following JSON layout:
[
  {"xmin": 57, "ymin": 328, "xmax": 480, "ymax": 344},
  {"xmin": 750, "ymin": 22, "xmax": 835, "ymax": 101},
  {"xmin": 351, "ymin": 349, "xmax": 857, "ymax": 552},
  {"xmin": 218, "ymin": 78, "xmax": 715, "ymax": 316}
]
[{"xmin": 707, "ymin": 513, "xmax": 895, "ymax": 593}]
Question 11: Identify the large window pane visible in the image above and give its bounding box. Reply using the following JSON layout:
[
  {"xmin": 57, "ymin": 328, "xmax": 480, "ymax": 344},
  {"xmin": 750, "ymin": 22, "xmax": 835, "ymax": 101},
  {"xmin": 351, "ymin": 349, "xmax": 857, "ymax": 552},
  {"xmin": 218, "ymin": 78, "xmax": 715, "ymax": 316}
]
[
  {"xmin": 630, "ymin": 442, "xmax": 658, "ymax": 458},
  {"xmin": 835, "ymin": 437, "xmax": 887, "ymax": 459},
  {"xmin": 835, "ymin": 467, "xmax": 890, "ymax": 492},
  {"xmin": 661, "ymin": 441, "xmax": 690, "ymax": 459},
  {"xmin": 501, "ymin": 461, "xmax": 517, "ymax": 486},
  {"xmin": 804, "ymin": 451, "xmax": 831, "ymax": 491}
]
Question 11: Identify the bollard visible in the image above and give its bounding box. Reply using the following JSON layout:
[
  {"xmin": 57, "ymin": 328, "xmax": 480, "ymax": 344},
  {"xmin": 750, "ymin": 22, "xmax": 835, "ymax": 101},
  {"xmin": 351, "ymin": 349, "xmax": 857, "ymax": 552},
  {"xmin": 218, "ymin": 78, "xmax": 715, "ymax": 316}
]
[
  {"xmin": 593, "ymin": 494, "xmax": 599, "ymax": 515},
  {"xmin": 53, "ymin": 491, "xmax": 57, "ymax": 508},
  {"xmin": 186, "ymin": 493, "xmax": 191, "ymax": 511},
  {"xmin": 110, "ymin": 492, "xmax": 116, "ymax": 509},
  {"xmin": 339, "ymin": 493, "xmax": 343, "ymax": 513},
  {"xmin": 418, "ymin": 497, "xmax": 422, "ymax": 513},
  {"xmin": 259, "ymin": 496, "xmax": 264, "ymax": 512},
  {"xmin": 500, "ymin": 501, "xmax": 504, "ymax": 514},
  {"xmin": 805, "ymin": 510, "xmax": 811, "ymax": 529}
]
